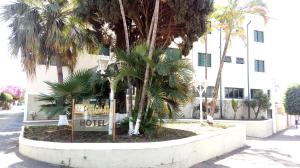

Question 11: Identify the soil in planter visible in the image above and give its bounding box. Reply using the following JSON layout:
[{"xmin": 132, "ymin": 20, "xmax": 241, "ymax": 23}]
[{"xmin": 24, "ymin": 126, "xmax": 196, "ymax": 143}]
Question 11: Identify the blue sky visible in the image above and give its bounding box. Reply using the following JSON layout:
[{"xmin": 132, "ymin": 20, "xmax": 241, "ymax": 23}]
[{"xmin": 0, "ymin": 0, "xmax": 299, "ymax": 91}]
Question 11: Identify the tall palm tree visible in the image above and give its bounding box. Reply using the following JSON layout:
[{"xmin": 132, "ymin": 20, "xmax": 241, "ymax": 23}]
[
  {"xmin": 209, "ymin": 0, "xmax": 268, "ymax": 116},
  {"xmin": 134, "ymin": 0, "xmax": 160, "ymax": 135},
  {"xmin": 117, "ymin": 0, "xmax": 134, "ymax": 135},
  {"xmin": 2, "ymin": 0, "xmax": 95, "ymax": 83}
]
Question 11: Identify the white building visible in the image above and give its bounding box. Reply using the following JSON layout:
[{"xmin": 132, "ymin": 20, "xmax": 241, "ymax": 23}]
[{"xmin": 182, "ymin": 15, "xmax": 275, "ymax": 120}]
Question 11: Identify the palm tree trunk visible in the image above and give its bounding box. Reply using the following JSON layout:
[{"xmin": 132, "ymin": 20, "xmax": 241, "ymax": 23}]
[
  {"xmin": 209, "ymin": 31, "xmax": 232, "ymax": 116},
  {"xmin": 133, "ymin": 0, "xmax": 160, "ymax": 135},
  {"xmin": 55, "ymin": 54, "xmax": 63, "ymax": 84},
  {"xmin": 118, "ymin": 0, "xmax": 134, "ymax": 135}
]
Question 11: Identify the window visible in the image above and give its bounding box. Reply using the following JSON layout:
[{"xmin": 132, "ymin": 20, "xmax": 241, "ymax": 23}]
[
  {"xmin": 225, "ymin": 87, "xmax": 244, "ymax": 99},
  {"xmin": 254, "ymin": 30, "xmax": 264, "ymax": 43},
  {"xmin": 202, "ymin": 86, "xmax": 214, "ymax": 98},
  {"xmin": 236, "ymin": 57, "xmax": 245, "ymax": 64},
  {"xmin": 251, "ymin": 89, "xmax": 263, "ymax": 99},
  {"xmin": 255, "ymin": 60, "xmax": 265, "ymax": 72},
  {"xmin": 100, "ymin": 46, "xmax": 110, "ymax": 56},
  {"xmin": 224, "ymin": 56, "xmax": 232, "ymax": 63},
  {"xmin": 198, "ymin": 53, "xmax": 211, "ymax": 67}
]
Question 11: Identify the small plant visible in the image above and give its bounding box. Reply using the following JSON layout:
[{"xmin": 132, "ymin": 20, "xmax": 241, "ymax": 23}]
[{"xmin": 231, "ymin": 99, "xmax": 239, "ymax": 119}]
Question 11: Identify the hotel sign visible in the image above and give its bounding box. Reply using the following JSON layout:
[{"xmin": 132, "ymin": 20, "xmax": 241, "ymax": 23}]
[{"xmin": 74, "ymin": 103, "xmax": 109, "ymax": 131}]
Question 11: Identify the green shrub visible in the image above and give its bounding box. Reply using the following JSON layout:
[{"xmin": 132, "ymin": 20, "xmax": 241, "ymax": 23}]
[{"xmin": 284, "ymin": 84, "xmax": 300, "ymax": 115}]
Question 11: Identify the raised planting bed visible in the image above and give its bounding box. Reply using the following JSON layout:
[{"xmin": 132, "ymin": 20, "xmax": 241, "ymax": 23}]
[
  {"xmin": 23, "ymin": 126, "xmax": 196, "ymax": 143},
  {"xmin": 19, "ymin": 122, "xmax": 246, "ymax": 168}
]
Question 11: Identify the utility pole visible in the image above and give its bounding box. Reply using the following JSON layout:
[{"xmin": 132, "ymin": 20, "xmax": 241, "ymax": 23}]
[
  {"xmin": 219, "ymin": 28, "xmax": 223, "ymax": 118},
  {"xmin": 247, "ymin": 20, "xmax": 251, "ymax": 119}
]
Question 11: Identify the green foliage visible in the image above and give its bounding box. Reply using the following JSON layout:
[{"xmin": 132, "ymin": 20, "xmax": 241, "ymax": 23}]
[
  {"xmin": 244, "ymin": 90, "xmax": 271, "ymax": 119},
  {"xmin": 120, "ymin": 112, "xmax": 161, "ymax": 137},
  {"xmin": 231, "ymin": 99, "xmax": 239, "ymax": 119},
  {"xmin": 0, "ymin": 92, "xmax": 14, "ymax": 102},
  {"xmin": 113, "ymin": 43, "xmax": 193, "ymax": 120},
  {"xmin": 284, "ymin": 84, "xmax": 300, "ymax": 115},
  {"xmin": 1, "ymin": 0, "xmax": 100, "ymax": 77},
  {"xmin": 38, "ymin": 69, "xmax": 110, "ymax": 117},
  {"xmin": 75, "ymin": 0, "xmax": 213, "ymax": 55}
]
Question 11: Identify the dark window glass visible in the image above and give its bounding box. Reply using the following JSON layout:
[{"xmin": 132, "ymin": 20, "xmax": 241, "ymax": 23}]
[
  {"xmin": 236, "ymin": 57, "xmax": 245, "ymax": 64},
  {"xmin": 202, "ymin": 86, "xmax": 214, "ymax": 98},
  {"xmin": 251, "ymin": 89, "xmax": 263, "ymax": 99},
  {"xmin": 224, "ymin": 56, "xmax": 232, "ymax": 63},
  {"xmin": 255, "ymin": 60, "xmax": 265, "ymax": 72},
  {"xmin": 254, "ymin": 30, "xmax": 264, "ymax": 43},
  {"xmin": 198, "ymin": 53, "xmax": 211, "ymax": 67},
  {"xmin": 225, "ymin": 87, "xmax": 244, "ymax": 99}
]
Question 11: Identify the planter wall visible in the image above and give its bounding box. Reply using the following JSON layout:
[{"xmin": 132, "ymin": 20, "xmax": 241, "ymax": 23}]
[
  {"xmin": 19, "ymin": 124, "xmax": 246, "ymax": 168},
  {"xmin": 218, "ymin": 119, "xmax": 273, "ymax": 138}
]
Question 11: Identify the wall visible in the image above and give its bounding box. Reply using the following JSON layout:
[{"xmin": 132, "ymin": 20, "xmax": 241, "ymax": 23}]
[
  {"xmin": 19, "ymin": 124, "xmax": 246, "ymax": 168},
  {"xmin": 218, "ymin": 119, "xmax": 273, "ymax": 138}
]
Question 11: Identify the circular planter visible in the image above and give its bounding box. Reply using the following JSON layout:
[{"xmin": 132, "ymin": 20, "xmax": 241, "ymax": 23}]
[{"xmin": 19, "ymin": 124, "xmax": 246, "ymax": 168}]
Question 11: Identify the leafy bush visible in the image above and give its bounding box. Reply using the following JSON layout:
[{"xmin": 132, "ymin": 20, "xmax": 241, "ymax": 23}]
[
  {"xmin": 244, "ymin": 91, "xmax": 271, "ymax": 119},
  {"xmin": 284, "ymin": 85, "xmax": 300, "ymax": 115}
]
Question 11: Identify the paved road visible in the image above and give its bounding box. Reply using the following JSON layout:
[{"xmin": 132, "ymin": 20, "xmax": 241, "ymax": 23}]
[
  {"xmin": 0, "ymin": 108, "xmax": 59, "ymax": 168},
  {"xmin": 193, "ymin": 127, "xmax": 300, "ymax": 168},
  {"xmin": 1, "ymin": 108, "xmax": 300, "ymax": 168}
]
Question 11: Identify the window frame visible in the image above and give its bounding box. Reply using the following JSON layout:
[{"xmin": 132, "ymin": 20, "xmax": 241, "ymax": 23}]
[
  {"xmin": 225, "ymin": 87, "xmax": 244, "ymax": 99},
  {"xmin": 254, "ymin": 30, "xmax": 264, "ymax": 43},
  {"xmin": 224, "ymin": 56, "xmax": 232, "ymax": 63},
  {"xmin": 198, "ymin": 53, "xmax": 212, "ymax": 67},
  {"xmin": 236, "ymin": 57, "xmax": 245, "ymax": 64},
  {"xmin": 255, "ymin": 60, "xmax": 265, "ymax": 72}
]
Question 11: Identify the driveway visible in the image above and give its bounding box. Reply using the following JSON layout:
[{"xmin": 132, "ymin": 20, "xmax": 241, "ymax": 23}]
[
  {"xmin": 1, "ymin": 107, "xmax": 300, "ymax": 168},
  {"xmin": 0, "ymin": 107, "xmax": 59, "ymax": 168},
  {"xmin": 193, "ymin": 127, "xmax": 300, "ymax": 168}
]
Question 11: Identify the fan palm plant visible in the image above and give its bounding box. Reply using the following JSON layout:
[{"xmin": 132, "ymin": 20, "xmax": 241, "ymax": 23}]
[
  {"xmin": 38, "ymin": 69, "xmax": 109, "ymax": 117},
  {"xmin": 1, "ymin": 0, "xmax": 98, "ymax": 83},
  {"xmin": 113, "ymin": 43, "xmax": 194, "ymax": 134},
  {"xmin": 209, "ymin": 0, "xmax": 268, "ymax": 116}
]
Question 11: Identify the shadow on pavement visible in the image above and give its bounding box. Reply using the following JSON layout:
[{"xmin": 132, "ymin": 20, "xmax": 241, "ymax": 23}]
[
  {"xmin": 263, "ymin": 127, "xmax": 300, "ymax": 141},
  {"xmin": 191, "ymin": 146, "xmax": 250, "ymax": 168}
]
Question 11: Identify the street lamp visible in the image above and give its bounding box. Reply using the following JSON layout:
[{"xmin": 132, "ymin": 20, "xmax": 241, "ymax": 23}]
[
  {"xmin": 247, "ymin": 20, "xmax": 251, "ymax": 119},
  {"xmin": 194, "ymin": 79, "xmax": 208, "ymax": 121}
]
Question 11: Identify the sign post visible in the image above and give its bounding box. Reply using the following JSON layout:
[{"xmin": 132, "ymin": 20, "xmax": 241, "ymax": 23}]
[{"xmin": 71, "ymin": 99, "xmax": 75, "ymax": 142}]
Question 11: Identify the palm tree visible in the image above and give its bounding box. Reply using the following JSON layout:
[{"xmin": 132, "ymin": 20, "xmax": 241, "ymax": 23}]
[
  {"xmin": 1, "ymin": 0, "xmax": 95, "ymax": 83},
  {"xmin": 134, "ymin": 0, "xmax": 160, "ymax": 135},
  {"xmin": 113, "ymin": 43, "xmax": 194, "ymax": 135},
  {"xmin": 117, "ymin": 0, "xmax": 134, "ymax": 135},
  {"xmin": 209, "ymin": 0, "xmax": 268, "ymax": 116}
]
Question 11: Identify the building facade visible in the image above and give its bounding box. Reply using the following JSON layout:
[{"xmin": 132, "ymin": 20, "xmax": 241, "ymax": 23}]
[{"xmin": 182, "ymin": 15, "xmax": 275, "ymax": 120}]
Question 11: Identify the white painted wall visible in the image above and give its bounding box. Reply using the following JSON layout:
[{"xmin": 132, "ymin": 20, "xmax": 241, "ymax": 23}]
[
  {"xmin": 219, "ymin": 119, "xmax": 273, "ymax": 138},
  {"xmin": 19, "ymin": 124, "xmax": 246, "ymax": 168}
]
